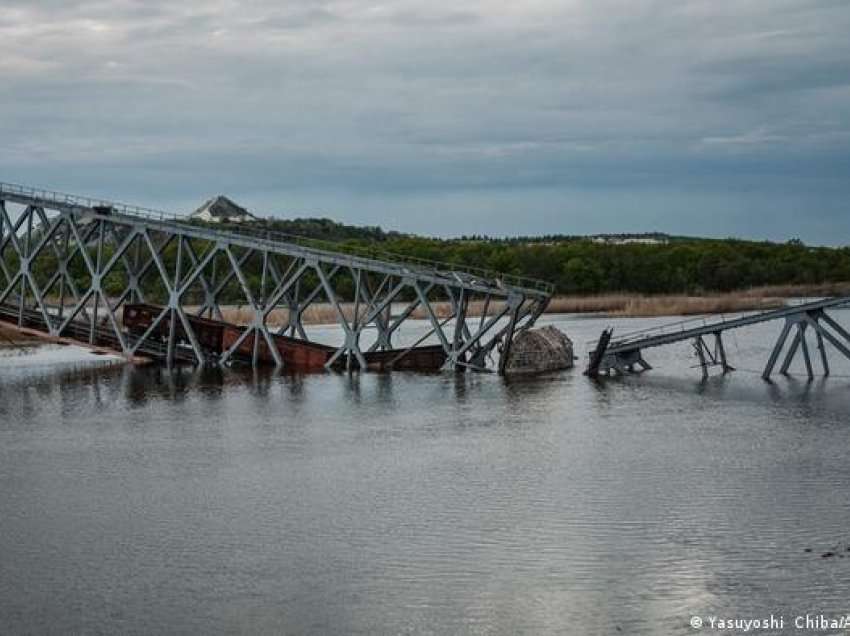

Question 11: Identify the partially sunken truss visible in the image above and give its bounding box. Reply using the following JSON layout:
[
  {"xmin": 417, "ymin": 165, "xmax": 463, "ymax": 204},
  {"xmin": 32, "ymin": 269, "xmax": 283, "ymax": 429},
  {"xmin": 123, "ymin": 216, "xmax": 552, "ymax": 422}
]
[
  {"xmin": 0, "ymin": 182, "xmax": 553, "ymax": 374},
  {"xmin": 586, "ymin": 296, "xmax": 850, "ymax": 380}
]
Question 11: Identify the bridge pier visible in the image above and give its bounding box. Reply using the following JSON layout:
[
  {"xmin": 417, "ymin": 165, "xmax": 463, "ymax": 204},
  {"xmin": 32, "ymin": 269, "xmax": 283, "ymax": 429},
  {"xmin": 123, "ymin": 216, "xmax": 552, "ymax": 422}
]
[
  {"xmin": 692, "ymin": 333, "xmax": 735, "ymax": 379},
  {"xmin": 763, "ymin": 309, "xmax": 850, "ymax": 380},
  {"xmin": 593, "ymin": 348, "xmax": 652, "ymax": 376}
]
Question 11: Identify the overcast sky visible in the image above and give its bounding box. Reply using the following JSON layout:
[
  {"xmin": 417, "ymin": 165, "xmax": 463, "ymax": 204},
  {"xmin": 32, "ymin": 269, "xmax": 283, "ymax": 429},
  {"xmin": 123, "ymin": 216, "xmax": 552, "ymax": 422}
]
[{"xmin": 1, "ymin": 1, "xmax": 849, "ymax": 243}]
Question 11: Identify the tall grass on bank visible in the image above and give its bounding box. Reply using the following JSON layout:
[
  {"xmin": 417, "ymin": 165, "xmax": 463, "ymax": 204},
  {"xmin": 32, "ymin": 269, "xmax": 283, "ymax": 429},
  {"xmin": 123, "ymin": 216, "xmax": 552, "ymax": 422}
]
[
  {"xmin": 157, "ymin": 281, "xmax": 850, "ymax": 327},
  {"xmin": 545, "ymin": 293, "xmax": 785, "ymax": 317},
  {"xmin": 211, "ymin": 292, "xmax": 784, "ymax": 326},
  {"xmin": 211, "ymin": 300, "xmax": 511, "ymax": 327}
]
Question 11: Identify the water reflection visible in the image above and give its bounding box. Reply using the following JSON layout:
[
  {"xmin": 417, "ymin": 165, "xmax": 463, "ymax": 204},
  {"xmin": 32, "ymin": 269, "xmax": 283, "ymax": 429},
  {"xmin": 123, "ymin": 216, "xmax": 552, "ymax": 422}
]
[{"xmin": 2, "ymin": 314, "xmax": 850, "ymax": 635}]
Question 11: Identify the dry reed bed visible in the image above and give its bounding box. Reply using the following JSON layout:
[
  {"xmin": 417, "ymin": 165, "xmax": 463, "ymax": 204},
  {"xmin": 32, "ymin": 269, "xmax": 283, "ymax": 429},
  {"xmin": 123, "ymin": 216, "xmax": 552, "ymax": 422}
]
[
  {"xmin": 43, "ymin": 281, "xmax": 847, "ymax": 329},
  {"xmin": 737, "ymin": 282, "xmax": 850, "ymax": 298},
  {"xmin": 211, "ymin": 291, "xmax": 787, "ymax": 326},
  {"xmin": 545, "ymin": 293, "xmax": 785, "ymax": 317},
  {"xmin": 210, "ymin": 300, "xmax": 510, "ymax": 327}
]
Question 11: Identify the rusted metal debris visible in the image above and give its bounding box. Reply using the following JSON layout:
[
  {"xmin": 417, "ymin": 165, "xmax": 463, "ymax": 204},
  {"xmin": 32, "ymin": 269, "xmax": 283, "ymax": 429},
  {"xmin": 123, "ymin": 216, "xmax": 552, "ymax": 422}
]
[{"xmin": 124, "ymin": 303, "xmax": 447, "ymax": 371}]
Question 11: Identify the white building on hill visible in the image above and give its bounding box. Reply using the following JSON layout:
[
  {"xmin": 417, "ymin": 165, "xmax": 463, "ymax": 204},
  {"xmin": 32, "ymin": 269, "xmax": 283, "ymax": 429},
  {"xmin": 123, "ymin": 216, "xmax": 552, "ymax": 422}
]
[{"xmin": 591, "ymin": 234, "xmax": 669, "ymax": 245}]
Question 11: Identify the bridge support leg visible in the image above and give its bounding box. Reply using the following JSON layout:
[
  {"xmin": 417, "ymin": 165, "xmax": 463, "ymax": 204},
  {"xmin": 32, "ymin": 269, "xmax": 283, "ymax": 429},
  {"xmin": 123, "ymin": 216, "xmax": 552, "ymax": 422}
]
[
  {"xmin": 694, "ymin": 336, "xmax": 709, "ymax": 380},
  {"xmin": 714, "ymin": 332, "xmax": 734, "ymax": 373},
  {"xmin": 815, "ymin": 327, "xmax": 830, "ymax": 376},
  {"xmin": 799, "ymin": 323, "xmax": 814, "ymax": 380},
  {"xmin": 498, "ymin": 296, "xmax": 522, "ymax": 376},
  {"xmin": 804, "ymin": 312, "xmax": 850, "ymax": 369},
  {"xmin": 763, "ymin": 319, "xmax": 793, "ymax": 380},
  {"xmin": 779, "ymin": 324, "xmax": 802, "ymax": 375},
  {"xmin": 776, "ymin": 320, "xmax": 815, "ymax": 380}
]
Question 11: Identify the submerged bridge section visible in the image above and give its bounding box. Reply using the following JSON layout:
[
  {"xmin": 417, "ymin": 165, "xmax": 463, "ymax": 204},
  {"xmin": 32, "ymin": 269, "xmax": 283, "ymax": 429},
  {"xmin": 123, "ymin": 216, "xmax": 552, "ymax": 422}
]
[
  {"xmin": 587, "ymin": 296, "xmax": 850, "ymax": 380},
  {"xmin": 0, "ymin": 182, "xmax": 553, "ymax": 373}
]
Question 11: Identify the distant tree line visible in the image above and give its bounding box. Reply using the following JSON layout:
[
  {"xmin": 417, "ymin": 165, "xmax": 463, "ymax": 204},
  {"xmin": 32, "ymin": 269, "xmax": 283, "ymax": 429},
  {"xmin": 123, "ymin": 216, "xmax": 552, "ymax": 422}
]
[
  {"xmin": 351, "ymin": 235, "xmax": 850, "ymax": 295},
  {"xmin": 9, "ymin": 215, "xmax": 850, "ymax": 302}
]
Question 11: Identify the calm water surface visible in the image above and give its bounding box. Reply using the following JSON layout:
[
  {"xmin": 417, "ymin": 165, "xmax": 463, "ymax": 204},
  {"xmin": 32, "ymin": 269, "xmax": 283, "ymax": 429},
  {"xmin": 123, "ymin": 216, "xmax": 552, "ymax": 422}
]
[{"xmin": 2, "ymin": 313, "xmax": 850, "ymax": 635}]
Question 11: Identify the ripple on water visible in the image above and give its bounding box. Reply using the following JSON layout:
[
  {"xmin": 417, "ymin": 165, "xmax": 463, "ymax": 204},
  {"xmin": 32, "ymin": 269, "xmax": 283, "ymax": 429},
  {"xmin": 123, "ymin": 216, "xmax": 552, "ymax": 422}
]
[{"xmin": 1, "ymin": 314, "xmax": 850, "ymax": 634}]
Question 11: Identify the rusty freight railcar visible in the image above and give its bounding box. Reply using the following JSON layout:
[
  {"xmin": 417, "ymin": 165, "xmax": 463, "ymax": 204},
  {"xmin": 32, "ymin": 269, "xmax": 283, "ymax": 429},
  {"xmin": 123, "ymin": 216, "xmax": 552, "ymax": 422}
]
[
  {"xmin": 124, "ymin": 304, "xmax": 226, "ymax": 354},
  {"xmin": 221, "ymin": 325, "xmax": 336, "ymax": 370},
  {"xmin": 362, "ymin": 345, "xmax": 449, "ymax": 371},
  {"xmin": 124, "ymin": 303, "xmax": 451, "ymax": 371}
]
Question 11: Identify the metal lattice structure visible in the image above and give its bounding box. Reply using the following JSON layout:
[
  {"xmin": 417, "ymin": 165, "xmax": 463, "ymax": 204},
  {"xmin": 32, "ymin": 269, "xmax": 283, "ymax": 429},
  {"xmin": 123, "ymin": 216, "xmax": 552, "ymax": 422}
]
[
  {"xmin": 587, "ymin": 296, "xmax": 850, "ymax": 380},
  {"xmin": 0, "ymin": 182, "xmax": 553, "ymax": 373}
]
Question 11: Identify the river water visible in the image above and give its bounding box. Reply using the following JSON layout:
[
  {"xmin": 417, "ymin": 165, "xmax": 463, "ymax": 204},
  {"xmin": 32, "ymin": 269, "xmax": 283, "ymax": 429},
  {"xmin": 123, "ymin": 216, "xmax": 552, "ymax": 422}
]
[{"xmin": 1, "ymin": 312, "xmax": 849, "ymax": 635}]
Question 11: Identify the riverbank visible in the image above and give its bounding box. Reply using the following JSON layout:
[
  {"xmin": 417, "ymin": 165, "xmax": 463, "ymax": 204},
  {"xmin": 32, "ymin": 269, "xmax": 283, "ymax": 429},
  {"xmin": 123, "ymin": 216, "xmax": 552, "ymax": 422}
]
[
  {"xmin": 547, "ymin": 282, "xmax": 850, "ymax": 317},
  {"xmin": 544, "ymin": 292, "xmax": 785, "ymax": 317},
  {"xmin": 0, "ymin": 321, "xmax": 135, "ymax": 368},
  {"xmin": 0, "ymin": 323, "xmax": 42, "ymax": 349}
]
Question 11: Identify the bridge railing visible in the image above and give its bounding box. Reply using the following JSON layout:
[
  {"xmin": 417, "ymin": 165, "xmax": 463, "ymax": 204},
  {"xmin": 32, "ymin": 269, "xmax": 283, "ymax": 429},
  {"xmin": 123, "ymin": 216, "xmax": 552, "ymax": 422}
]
[
  {"xmin": 585, "ymin": 313, "xmax": 739, "ymax": 350},
  {"xmin": 586, "ymin": 297, "xmax": 850, "ymax": 351},
  {"xmin": 1, "ymin": 181, "xmax": 554, "ymax": 297},
  {"xmin": 0, "ymin": 181, "xmax": 177, "ymax": 223}
]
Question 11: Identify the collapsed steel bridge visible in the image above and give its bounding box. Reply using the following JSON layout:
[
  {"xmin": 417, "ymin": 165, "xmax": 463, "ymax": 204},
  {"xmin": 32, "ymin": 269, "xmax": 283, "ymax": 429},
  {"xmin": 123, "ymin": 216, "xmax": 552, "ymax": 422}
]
[
  {"xmin": 0, "ymin": 182, "xmax": 553, "ymax": 373},
  {"xmin": 587, "ymin": 296, "xmax": 850, "ymax": 380}
]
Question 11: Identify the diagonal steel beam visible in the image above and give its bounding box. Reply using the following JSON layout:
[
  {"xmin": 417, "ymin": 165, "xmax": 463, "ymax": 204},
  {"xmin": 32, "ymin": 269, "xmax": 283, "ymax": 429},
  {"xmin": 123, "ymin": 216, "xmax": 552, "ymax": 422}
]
[
  {"xmin": 762, "ymin": 319, "xmax": 793, "ymax": 380},
  {"xmin": 819, "ymin": 312, "xmax": 850, "ymax": 345},
  {"xmin": 780, "ymin": 324, "xmax": 803, "ymax": 375},
  {"xmin": 799, "ymin": 322, "xmax": 814, "ymax": 379},
  {"xmin": 498, "ymin": 295, "xmax": 524, "ymax": 375},
  {"xmin": 316, "ymin": 262, "xmax": 367, "ymax": 370},
  {"xmin": 814, "ymin": 323, "xmax": 829, "ymax": 376},
  {"xmin": 129, "ymin": 304, "xmax": 170, "ymax": 355},
  {"xmin": 223, "ymin": 244, "xmax": 283, "ymax": 368},
  {"xmin": 805, "ymin": 314, "xmax": 850, "ymax": 363}
]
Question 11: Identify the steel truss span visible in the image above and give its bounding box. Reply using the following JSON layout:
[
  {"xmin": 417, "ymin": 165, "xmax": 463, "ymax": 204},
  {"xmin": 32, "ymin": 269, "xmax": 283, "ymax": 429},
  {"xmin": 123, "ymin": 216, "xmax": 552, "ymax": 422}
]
[
  {"xmin": 0, "ymin": 182, "xmax": 553, "ymax": 373},
  {"xmin": 587, "ymin": 296, "xmax": 850, "ymax": 380}
]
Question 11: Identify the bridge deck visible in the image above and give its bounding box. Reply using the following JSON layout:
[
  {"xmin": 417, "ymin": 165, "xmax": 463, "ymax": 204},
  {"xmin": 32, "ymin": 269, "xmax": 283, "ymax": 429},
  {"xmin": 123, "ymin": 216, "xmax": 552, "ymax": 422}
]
[
  {"xmin": 603, "ymin": 296, "xmax": 850, "ymax": 355},
  {"xmin": 588, "ymin": 295, "xmax": 850, "ymax": 379}
]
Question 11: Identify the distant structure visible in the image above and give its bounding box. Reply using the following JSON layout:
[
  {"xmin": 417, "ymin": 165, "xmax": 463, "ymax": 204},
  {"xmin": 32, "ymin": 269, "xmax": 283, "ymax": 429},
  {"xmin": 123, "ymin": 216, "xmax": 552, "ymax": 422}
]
[
  {"xmin": 591, "ymin": 233, "xmax": 669, "ymax": 245},
  {"xmin": 191, "ymin": 195, "xmax": 258, "ymax": 224}
]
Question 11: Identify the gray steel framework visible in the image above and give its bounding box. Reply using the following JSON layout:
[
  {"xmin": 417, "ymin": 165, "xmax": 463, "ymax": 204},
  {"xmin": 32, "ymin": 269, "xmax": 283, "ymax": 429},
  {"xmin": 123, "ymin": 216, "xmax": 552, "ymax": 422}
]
[
  {"xmin": 588, "ymin": 297, "xmax": 850, "ymax": 380},
  {"xmin": 0, "ymin": 182, "xmax": 553, "ymax": 373}
]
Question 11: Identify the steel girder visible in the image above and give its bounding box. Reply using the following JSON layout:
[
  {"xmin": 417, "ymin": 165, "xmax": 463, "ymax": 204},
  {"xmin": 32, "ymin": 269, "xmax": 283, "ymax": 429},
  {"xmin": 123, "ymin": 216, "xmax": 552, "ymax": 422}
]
[
  {"xmin": 762, "ymin": 308, "xmax": 850, "ymax": 380},
  {"xmin": 590, "ymin": 304, "xmax": 850, "ymax": 380},
  {"xmin": 0, "ymin": 191, "xmax": 551, "ymax": 374}
]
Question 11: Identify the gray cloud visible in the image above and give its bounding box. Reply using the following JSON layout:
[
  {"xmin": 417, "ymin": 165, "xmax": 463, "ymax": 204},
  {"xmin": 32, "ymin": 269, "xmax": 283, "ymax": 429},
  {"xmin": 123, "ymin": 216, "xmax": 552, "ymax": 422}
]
[{"xmin": 1, "ymin": 0, "xmax": 849, "ymax": 243}]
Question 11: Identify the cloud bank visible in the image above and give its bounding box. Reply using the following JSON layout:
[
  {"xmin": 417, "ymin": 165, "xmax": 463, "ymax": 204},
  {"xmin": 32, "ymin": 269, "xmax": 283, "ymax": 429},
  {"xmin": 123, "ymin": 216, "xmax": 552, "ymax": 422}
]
[{"xmin": 1, "ymin": 0, "xmax": 849, "ymax": 242}]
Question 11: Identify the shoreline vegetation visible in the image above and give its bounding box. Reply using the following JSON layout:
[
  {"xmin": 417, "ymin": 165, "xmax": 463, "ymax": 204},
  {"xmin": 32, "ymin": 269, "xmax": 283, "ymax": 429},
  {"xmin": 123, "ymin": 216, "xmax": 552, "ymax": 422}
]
[
  {"xmin": 3, "ymin": 284, "xmax": 847, "ymax": 343},
  {"xmin": 212, "ymin": 282, "xmax": 850, "ymax": 327}
]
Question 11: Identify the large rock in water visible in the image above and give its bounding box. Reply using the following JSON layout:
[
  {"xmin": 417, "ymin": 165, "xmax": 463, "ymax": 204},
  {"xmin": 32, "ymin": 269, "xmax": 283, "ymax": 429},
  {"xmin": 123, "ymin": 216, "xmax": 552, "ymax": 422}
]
[{"xmin": 504, "ymin": 325, "xmax": 574, "ymax": 375}]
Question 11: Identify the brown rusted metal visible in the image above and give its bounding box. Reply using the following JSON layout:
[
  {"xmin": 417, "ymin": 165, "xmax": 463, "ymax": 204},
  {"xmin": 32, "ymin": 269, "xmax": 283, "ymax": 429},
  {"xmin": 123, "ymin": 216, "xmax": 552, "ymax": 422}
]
[
  {"xmin": 361, "ymin": 344, "xmax": 448, "ymax": 372},
  {"xmin": 122, "ymin": 303, "xmax": 448, "ymax": 372}
]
